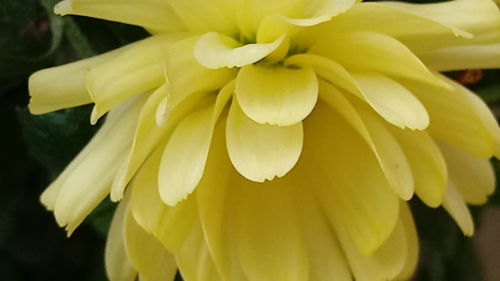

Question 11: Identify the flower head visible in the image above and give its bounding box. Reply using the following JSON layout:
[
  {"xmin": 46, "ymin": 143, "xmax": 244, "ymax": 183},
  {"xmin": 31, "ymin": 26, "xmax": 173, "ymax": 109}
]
[{"xmin": 29, "ymin": 0, "xmax": 500, "ymax": 280}]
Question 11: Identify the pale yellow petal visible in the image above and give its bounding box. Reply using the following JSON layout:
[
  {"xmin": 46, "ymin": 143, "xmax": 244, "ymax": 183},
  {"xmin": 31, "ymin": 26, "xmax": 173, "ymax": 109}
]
[
  {"xmin": 124, "ymin": 208, "xmax": 177, "ymax": 281},
  {"xmin": 402, "ymin": 79, "xmax": 495, "ymax": 158},
  {"xmin": 226, "ymin": 100, "xmax": 303, "ymax": 182},
  {"xmin": 285, "ymin": 0, "xmax": 355, "ymax": 26},
  {"xmin": 309, "ymin": 31, "xmax": 445, "ymax": 87},
  {"xmin": 29, "ymin": 47, "xmax": 124, "ymax": 114},
  {"xmin": 51, "ymin": 96, "xmax": 144, "ymax": 234},
  {"xmin": 384, "ymin": 0, "xmax": 500, "ymax": 34},
  {"xmin": 159, "ymin": 83, "xmax": 233, "ymax": 206},
  {"xmin": 165, "ymin": 0, "xmax": 237, "ymax": 35},
  {"xmin": 194, "ymin": 32, "xmax": 284, "ymax": 69},
  {"xmin": 389, "ymin": 128, "xmax": 447, "ymax": 208},
  {"xmin": 174, "ymin": 222, "xmax": 223, "ymax": 281},
  {"xmin": 88, "ymin": 35, "xmax": 185, "ymax": 123},
  {"xmin": 395, "ymin": 202, "xmax": 419, "ymax": 281},
  {"xmin": 352, "ymin": 73, "xmax": 429, "ymax": 130},
  {"xmin": 338, "ymin": 210, "xmax": 407, "ymax": 281},
  {"xmin": 105, "ymin": 199, "xmax": 137, "ymax": 281},
  {"xmin": 303, "ymin": 101, "xmax": 400, "ymax": 255},
  {"xmin": 235, "ymin": 64, "xmax": 318, "ymax": 126},
  {"xmin": 55, "ymin": 0, "xmax": 184, "ymax": 32},
  {"xmin": 420, "ymin": 43, "xmax": 500, "ymax": 71},
  {"xmin": 285, "ymin": 54, "xmax": 363, "ymax": 98},
  {"xmin": 164, "ymin": 36, "xmax": 237, "ymax": 97},
  {"xmin": 443, "ymin": 182, "xmax": 475, "ymax": 236},
  {"xmin": 129, "ymin": 146, "xmax": 198, "ymax": 253},
  {"xmin": 319, "ymin": 82, "xmax": 414, "ymax": 200},
  {"xmin": 310, "ymin": 1, "xmax": 470, "ymax": 40},
  {"xmin": 440, "ymin": 143, "xmax": 495, "ymax": 205}
]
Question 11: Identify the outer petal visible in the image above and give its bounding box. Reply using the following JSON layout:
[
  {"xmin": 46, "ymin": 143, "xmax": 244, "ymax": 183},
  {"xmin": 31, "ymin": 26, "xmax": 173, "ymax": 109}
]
[
  {"xmin": 105, "ymin": 199, "xmax": 137, "ymax": 281},
  {"xmin": 88, "ymin": 35, "xmax": 185, "ymax": 123},
  {"xmin": 226, "ymin": 100, "xmax": 303, "ymax": 182},
  {"xmin": 402, "ymin": 78, "xmax": 496, "ymax": 158},
  {"xmin": 389, "ymin": 128, "xmax": 447, "ymax": 208},
  {"xmin": 235, "ymin": 64, "xmax": 318, "ymax": 126},
  {"xmin": 55, "ymin": 0, "xmax": 185, "ymax": 32},
  {"xmin": 124, "ymin": 207, "xmax": 177, "ymax": 281},
  {"xmin": 194, "ymin": 32, "xmax": 284, "ymax": 69},
  {"xmin": 352, "ymin": 73, "xmax": 429, "ymax": 130},
  {"xmin": 158, "ymin": 82, "xmax": 233, "ymax": 206},
  {"xmin": 285, "ymin": 0, "xmax": 355, "ymax": 26},
  {"xmin": 440, "ymin": 143, "xmax": 495, "ymax": 205},
  {"xmin": 309, "ymin": 31, "xmax": 445, "ymax": 88},
  {"xmin": 443, "ymin": 182, "xmax": 475, "ymax": 236},
  {"xmin": 319, "ymin": 82, "xmax": 414, "ymax": 200},
  {"xmin": 29, "ymin": 47, "xmax": 125, "ymax": 114},
  {"xmin": 420, "ymin": 43, "xmax": 500, "ymax": 71},
  {"xmin": 44, "ymin": 96, "xmax": 144, "ymax": 234},
  {"xmin": 303, "ymin": 101, "xmax": 400, "ymax": 255}
]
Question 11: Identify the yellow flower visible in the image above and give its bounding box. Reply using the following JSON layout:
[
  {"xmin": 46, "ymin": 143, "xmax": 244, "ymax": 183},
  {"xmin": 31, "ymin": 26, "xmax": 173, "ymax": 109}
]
[{"xmin": 29, "ymin": 0, "xmax": 500, "ymax": 280}]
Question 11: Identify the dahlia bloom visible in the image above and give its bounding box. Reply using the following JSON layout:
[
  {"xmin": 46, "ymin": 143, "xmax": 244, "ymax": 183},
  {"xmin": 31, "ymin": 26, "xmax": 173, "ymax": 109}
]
[{"xmin": 29, "ymin": 0, "xmax": 500, "ymax": 280}]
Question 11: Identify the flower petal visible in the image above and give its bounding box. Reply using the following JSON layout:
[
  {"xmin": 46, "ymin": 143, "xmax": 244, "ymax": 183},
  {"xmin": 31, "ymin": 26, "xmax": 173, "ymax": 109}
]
[
  {"xmin": 166, "ymin": 35, "xmax": 237, "ymax": 96},
  {"xmin": 235, "ymin": 64, "xmax": 318, "ymax": 126},
  {"xmin": 420, "ymin": 43, "xmax": 500, "ymax": 71},
  {"xmin": 88, "ymin": 35, "xmax": 184, "ymax": 123},
  {"xmin": 48, "ymin": 96, "xmax": 144, "ymax": 234},
  {"xmin": 105, "ymin": 199, "xmax": 137, "ymax": 281},
  {"xmin": 55, "ymin": 0, "xmax": 184, "ymax": 32},
  {"xmin": 443, "ymin": 182, "xmax": 475, "ymax": 236},
  {"xmin": 129, "ymin": 147, "xmax": 198, "ymax": 253},
  {"xmin": 440, "ymin": 143, "xmax": 495, "ymax": 205},
  {"xmin": 124, "ymin": 207, "xmax": 177, "ymax": 281},
  {"xmin": 194, "ymin": 32, "xmax": 284, "ymax": 69},
  {"xmin": 285, "ymin": 0, "xmax": 355, "ymax": 26},
  {"xmin": 303, "ymin": 101, "xmax": 400, "ymax": 255},
  {"xmin": 158, "ymin": 83, "xmax": 234, "ymax": 206},
  {"xmin": 310, "ymin": 31, "xmax": 445, "ymax": 88},
  {"xmin": 389, "ymin": 128, "xmax": 447, "ymax": 208},
  {"xmin": 338, "ymin": 207, "xmax": 408, "ymax": 281},
  {"xmin": 352, "ymin": 73, "xmax": 429, "ymax": 130},
  {"xmin": 319, "ymin": 82, "xmax": 413, "ymax": 200},
  {"xmin": 403, "ymin": 79, "xmax": 495, "ymax": 158},
  {"xmin": 226, "ymin": 100, "xmax": 303, "ymax": 182},
  {"xmin": 28, "ymin": 47, "xmax": 124, "ymax": 114}
]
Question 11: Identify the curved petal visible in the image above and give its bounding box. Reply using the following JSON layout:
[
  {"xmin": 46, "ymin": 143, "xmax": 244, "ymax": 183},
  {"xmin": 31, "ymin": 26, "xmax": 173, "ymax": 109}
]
[
  {"xmin": 105, "ymin": 199, "xmax": 137, "ymax": 281},
  {"xmin": 443, "ymin": 182, "xmax": 475, "ymax": 236},
  {"xmin": 440, "ymin": 143, "xmax": 495, "ymax": 205},
  {"xmin": 48, "ymin": 96, "xmax": 144, "ymax": 235},
  {"xmin": 420, "ymin": 43, "xmax": 500, "ymax": 71},
  {"xmin": 124, "ymin": 208, "xmax": 177, "ymax": 281},
  {"xmin": 384, "ymin": 0, "xmax": 500, "ymax": 34},
  {"xmin": 309, "ymin": 31, "xmax": 445, "ymax": 88},
  {"xmin": 55, "ymin": 0, "xmax": 185, "ymax": 32},
  {"xmin": 235, "ymin": 64, "xmax": 318, "ymax": 126},
  {"xmin": 194, "ymin": 32, "xmax": 284, "ymax": 69},
  {"xmin": 88, "ymin": 35, "xmax": 185, "ymax": 123},
  {"xmin": 165, "ymin": 35, "xmax": 237, "ymax": 96},
  {"xmin": 303, "ymin": 101, "xmax": 400, "ymax": 255},
  {"xmin": 352, "ymin": 73, "xmax": 429, "ymax": 130},
  {"xmin": 28, "ymin": 47, "xmax": 124, "ymax": 114},
  {"xmin": 226, "ymin": 100, "xmax": 303, "ymax": 182},
  {"xmin": 285, "ymin": 0, "xmax": 355, "ymax": 26},
  {"xmin": 158, "ymin": 82, "xmax": 234, "ymax": 206},
  {"xmin": 402, "ymin": 79, "xmax": 495, "ymax": 158},
  {"xmin": 319, "ymin": 82, "xmax": 414, "ymax": 200},
  {"xmin": 389, "ymin": 128, "xmax": 447, "ymax": 208}
]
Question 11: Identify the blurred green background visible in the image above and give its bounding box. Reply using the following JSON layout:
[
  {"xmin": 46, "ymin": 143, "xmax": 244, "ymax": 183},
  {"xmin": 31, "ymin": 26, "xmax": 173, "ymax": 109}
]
[{"xmin": 0, "ymin": 0, "xmax": 499, "ymax": 281}]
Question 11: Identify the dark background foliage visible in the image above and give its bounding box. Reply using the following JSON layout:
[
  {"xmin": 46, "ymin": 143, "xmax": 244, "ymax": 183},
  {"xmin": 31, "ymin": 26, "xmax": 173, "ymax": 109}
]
[{"xmin": 0, "ymin": 0, "xmax": 499, "ymax": 281}]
